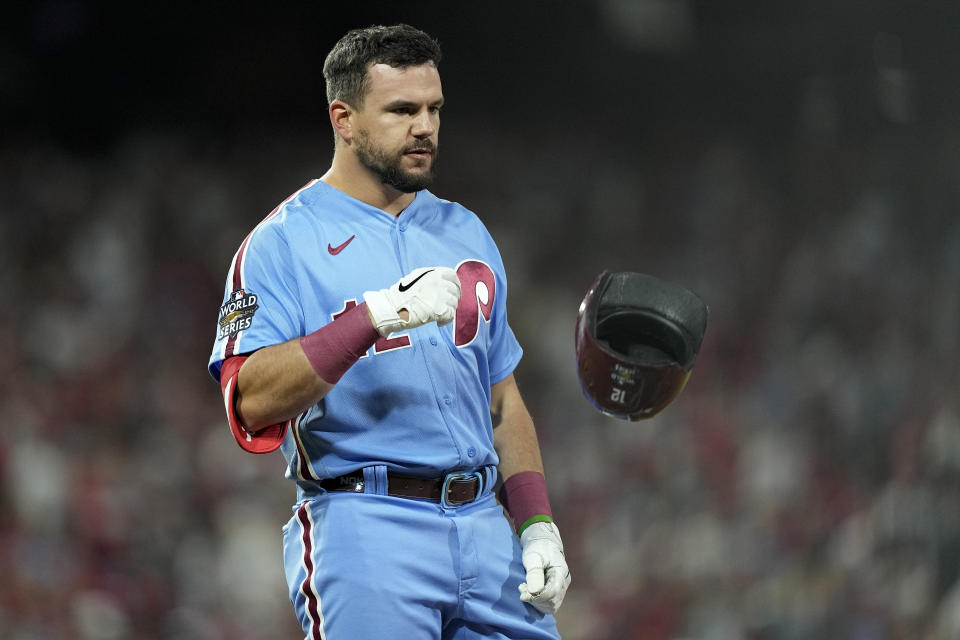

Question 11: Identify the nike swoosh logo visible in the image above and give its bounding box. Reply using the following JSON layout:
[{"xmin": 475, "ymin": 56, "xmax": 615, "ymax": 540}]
[
  {"xmin": 398, "ymin": 269, "xmax": 434, "ymax": 292},
  {"xmin": 327, "ymin": 235, "xmax": 356, "ymax": 255}
]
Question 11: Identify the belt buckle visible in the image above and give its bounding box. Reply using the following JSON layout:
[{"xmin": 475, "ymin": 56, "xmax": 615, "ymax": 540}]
[{"xmin": 441, "ymin": 471, "xmax": 483, "ymax": 509}]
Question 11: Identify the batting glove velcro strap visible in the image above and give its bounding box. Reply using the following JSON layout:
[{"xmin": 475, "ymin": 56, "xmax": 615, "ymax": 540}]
[
  {"xmin": 519, "ymin": 521, "xmax": 571, "ymax": 616},
  {"xmin": 363, "ymin": 266, "xmax": 461, "ymax": 337}
]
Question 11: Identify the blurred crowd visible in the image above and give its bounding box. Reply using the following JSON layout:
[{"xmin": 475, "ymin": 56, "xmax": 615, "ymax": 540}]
[{"xmin": 1, "ymin": 103, "xmax": 959, "ymax": 640}]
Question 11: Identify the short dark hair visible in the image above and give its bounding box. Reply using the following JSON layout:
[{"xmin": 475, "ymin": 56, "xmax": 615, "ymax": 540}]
[{"xmin": 323, "ymin": 24, "xmax": 442, "ymax": 108}]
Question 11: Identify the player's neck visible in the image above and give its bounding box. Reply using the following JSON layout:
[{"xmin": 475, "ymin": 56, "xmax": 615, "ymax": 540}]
[{"xmin": 322, "ymin": 153, "xmax": 415, "ymax": 217}]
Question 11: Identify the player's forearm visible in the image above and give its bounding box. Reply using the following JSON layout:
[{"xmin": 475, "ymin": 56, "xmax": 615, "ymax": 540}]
[
  {"xmin": 236, "ymin": 301, "xmax": 381, "ymax": 431},
  {"xmin": 491, "ymin": 374, "xmax": 545, "ymax": 480},
  {"xmin": 236, "ymin": 339, "xmax": 335, "ymax": 430},
  {"xmin": 492, "ymin": 373, "xmax": 557, "ymax": 538}
]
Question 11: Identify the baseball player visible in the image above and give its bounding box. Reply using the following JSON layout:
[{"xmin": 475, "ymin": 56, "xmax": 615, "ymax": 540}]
[{"xmin": 208, "ymin": 24, "xmax": 570, "ymax": 639}]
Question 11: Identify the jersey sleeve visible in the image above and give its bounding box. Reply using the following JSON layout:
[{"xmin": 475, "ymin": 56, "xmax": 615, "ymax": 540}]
[{"xmin": 208, "ymin": 221, "xmax": 303, "ymax": 381}]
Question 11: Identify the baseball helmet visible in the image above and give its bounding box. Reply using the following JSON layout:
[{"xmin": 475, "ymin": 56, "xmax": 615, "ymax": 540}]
[{"xmin": 575, "ymin": 271, "xmax": 708, "ymax": 420}]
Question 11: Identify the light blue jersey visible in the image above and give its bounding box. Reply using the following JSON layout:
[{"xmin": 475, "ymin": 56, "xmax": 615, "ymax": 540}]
[
  {"xmin": 209, "ymin": 179, "xmax": 560, "ymax": 640},
  {"xmin": 209, "ymin": 179, "xmax": 523, "ymax": 492}
]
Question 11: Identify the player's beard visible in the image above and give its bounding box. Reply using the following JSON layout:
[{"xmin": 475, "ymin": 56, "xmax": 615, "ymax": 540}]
[{"xmin": 354, "ymin": 128, "xmax": 438, "ymax": 193}]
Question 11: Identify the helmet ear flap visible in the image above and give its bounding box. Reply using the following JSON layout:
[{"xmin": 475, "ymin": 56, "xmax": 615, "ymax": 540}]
[{"xmin": 575, "ymin": 271, "xmax": 708, "ymax": 420}]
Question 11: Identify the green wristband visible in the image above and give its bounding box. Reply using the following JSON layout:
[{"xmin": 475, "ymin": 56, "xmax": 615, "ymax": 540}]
[{"xmin": 517, "ymin": 514, "xmax": 553, "ymax": 536}]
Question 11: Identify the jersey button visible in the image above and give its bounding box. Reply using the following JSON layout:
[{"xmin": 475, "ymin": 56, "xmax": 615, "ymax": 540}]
[
  {"xmin": 467, "ymin": 447, "xmax": 477, "ymax": 457},
  {"xmin": 429, "ymin": 336, "xmax": 438, "ymax": 346},
  {"xmin": 443, "ymin": 395, "xmax": 452, "ymax": 405},
  {"xmin": 399, "ymin": 222, "xmax": 408, "ymax": 232}
]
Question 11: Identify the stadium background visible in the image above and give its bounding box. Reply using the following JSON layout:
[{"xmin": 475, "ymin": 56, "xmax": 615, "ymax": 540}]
[{"xmin": 2, "ymin": 1, "xmax": 960, "ymax": 638}]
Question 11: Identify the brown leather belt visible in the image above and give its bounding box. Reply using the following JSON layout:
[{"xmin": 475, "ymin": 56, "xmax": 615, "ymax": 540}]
[{"xmin": 319, "ymin": 471, "xmax": 483, "ymax": 507}]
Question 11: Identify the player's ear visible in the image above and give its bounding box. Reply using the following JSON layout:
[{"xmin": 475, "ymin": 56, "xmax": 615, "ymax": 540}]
[{"xmin": 330, "ymin": 100, "xmax": 354, "ymax": 142}]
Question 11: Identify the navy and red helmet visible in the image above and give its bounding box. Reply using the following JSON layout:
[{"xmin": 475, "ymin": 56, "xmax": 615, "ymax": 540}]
[{"xmin": 575, "ymin": 271, "xmax": 708, "ymax": 421}]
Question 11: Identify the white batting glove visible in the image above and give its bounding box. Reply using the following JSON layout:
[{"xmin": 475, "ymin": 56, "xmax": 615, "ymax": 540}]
[
  {"xmin": 363, "ymin": 266, "xmax": 461, "ymax": 337},
  {"xmin": 518, "ymin": 521, "xmax": 571, "ymax": 616}
]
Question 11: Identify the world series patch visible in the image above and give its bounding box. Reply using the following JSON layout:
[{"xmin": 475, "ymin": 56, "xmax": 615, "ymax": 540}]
[{"xmin": 219, "ymin": 288, "xmax": 259, "ymax": 339}]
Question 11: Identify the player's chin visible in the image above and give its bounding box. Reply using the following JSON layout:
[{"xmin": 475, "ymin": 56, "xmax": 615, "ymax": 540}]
[
  {"xmin": 404, "ymin": 163, "xmax": 435, "ymax": 180},
  {"xmin": 391, "ymin": 156, "xmax": 436, "ymax": 191},
  {"xmin": 390, "ymin": 169, "xmax": 435, "ymax": 193}
]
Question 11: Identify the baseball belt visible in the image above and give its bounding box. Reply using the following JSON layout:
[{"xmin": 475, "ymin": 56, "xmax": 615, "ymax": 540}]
[{"xmin": 319, "ymin": 470, "xmax": 484, "ymax": 508}]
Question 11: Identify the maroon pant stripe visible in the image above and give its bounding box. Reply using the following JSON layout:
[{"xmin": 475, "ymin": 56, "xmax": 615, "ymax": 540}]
[{"xmin": 297, "ymin": 503, "xmax": 324, "ymax": 640}]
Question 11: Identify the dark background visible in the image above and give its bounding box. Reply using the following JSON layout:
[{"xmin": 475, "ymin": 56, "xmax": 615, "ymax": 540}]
[{"xmin": 2, "ymin": 1, "xmax": 960, "ymax": 638}]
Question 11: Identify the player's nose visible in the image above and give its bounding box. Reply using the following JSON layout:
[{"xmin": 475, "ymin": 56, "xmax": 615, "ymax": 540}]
[{"xmin": 410, "ymin": 109, "xmax": 437, "ymax": 137}]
